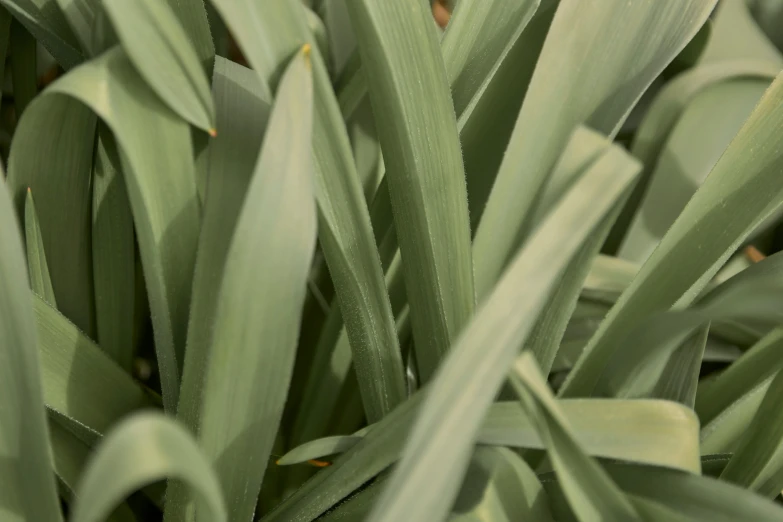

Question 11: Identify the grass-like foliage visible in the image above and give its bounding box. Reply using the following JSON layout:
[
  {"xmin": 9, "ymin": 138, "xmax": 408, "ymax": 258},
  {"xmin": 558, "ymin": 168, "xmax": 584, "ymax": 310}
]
[{"xmin": 3, "ymin": 0, "xmax": 783, "ymax": 520}]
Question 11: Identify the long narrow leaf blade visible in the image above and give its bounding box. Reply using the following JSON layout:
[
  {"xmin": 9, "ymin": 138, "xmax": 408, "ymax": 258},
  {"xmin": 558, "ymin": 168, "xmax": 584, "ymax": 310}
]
[
  {"xmin": 24, "ymin": 188, "xmax": 57, "ymax": 306},
  {"xmin": 366, "ymin": 140, "xmax": 638, "ymax": 522},
  {"xmin": 44, "ymin": 48, "xmax": 202, "ymax": 411},
  {"xmin": 188, "ymin": 47, "xmax": 317, "ymax": 522},
  {"xmin": 509, "ymin": 354, "xmax": 641, "ymax": 521},
  {"xmin": 562, "ymin": 70, "xmax": 783, "ymax": 397},
  {"xmin": 91, "ymin": 131, "xmax": 135, "ymax": 371},
  {"xmin": 8, "ymin": 95, "xmax": 96, "ymax": 336},
  {"xmin": 176, "ymin": 56, "xmax": 271, "ymax": 435},
  {"xmin": 346, "ymin": 0, "xmax": 475, "ymax": 381},
  {"xmin": 103, "ymin": 0, "xmax": 216, "ymax": 132},
  {"xmin": 0, "ymin": 172, "xmax": 62, "ymax": 521},
  {"xmin": 34, "ymin": 295, "xmax": 155, "ymax": 442},
  {"xmin": 472, "ymin": 0, "xmax": 717, "ymax": 297},
  {"xmin": 211, "ymin": 0, "xmax": 406, "ymax": 422},
  {"xmin": 71, "ymin": 413, "xmax": 226, "ymax": 522}
]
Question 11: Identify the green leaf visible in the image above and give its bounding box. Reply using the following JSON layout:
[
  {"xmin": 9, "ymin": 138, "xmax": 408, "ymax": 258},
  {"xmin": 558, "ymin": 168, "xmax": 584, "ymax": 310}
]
[
  {"xmin": 175, "ymin": 48, "xmax": 317, "ymax": 522},
  {"xmin": 316, "ymin": 477, "xmax": 387, "ymax": 522},
  {"xmin": 304, "ymin": 5, "xmax": 329, "ymax": 73},
  {"xmin": 720, "ymin": 351, "xmax": 783, "ymax": 496},
  {"xmin": 562, "ymin": 69, "xmax": 783, "ymax": 398},
  {"xmin": 9, "ymin": 18, "xmax": 36, "ymax": 116},
  {"xmin": 605, "ymin": 60, "xmax": 780, "ymax": 253},
  {"xmin": 523, "ymin": 131, "xmax": 631, "ymax": 376},
  {"xmin": 0, "ymin": 171, "xmax": 62, "ymax": 521},
  {"xmin": 71, "ymin": 413, "xmax": 226, "ymax": 522},
  {"xmin": 618, "ymin": 78, "xmax": 773, "ymax": 263},
  {"xmin": 699, "ymin": 0, "xmax": 783, "ymax": 65},
  {"xmin": 176, "ymin": 56, "xmax": 271, "ymax": 437},
  {"xmin": 43, "ymin": 47, "xmax": 201, "ymax": 411},
  {"xmin": 441, "ymin": 0, "xmax": 539, "ymax": 116},
  {"xmin": 162, "ymin": 0, "xmax": 214, "ymax": 71},
  {"xmin": 338, "ymin": 0, "xmax": 538, "ymax": 122},
  {"xmin": 280, "ymin": 399, "xmax": 700, "ymax": 473},
  {"xmin": 346, "ymin": 0, "xmax": 475, "ymax": 381},
  {"xmin": 543, "ymin": 461, "xmax": 783, "ymax": 522},
  {"xmin": 696, "ymin": 328, "xmax": 783, "ymax": 425},
  {"xmin": 53, "ymin": 0, "xmax": 97, "ymax": 54},
  {"xmin": 593, "ymin": 257, "xmax": 783, "ymax": 400},
  {"xmin": 34, "ymin": 295, "xmax": 155, "ymax": 443},
  {"xmin": 510, "ymin": 354, "xmax": 641, "ymax": 521},
  {"xmin": 91, "ymin": 131, "xmax": 135, "ymax": 372},
  {"xmin": 451, "ymin": 447, "xmax": 554, "ymax": 522},
  {"xmin": 365, "ymin": 138, "xmax": 638, "ymax": 522},
  {"xmin": 461, "ymin": 2, "xmax": 556, "ymax": 232},
  {"xmin": 0, "ymin": 0, "xmax": 83, "ymax": 67},
  {"xmin": 103, "ymin": 0, "xmax": 216, "ymax": 133},
  {"xmin": 212, "ymin": 0, "xmax": 405, "ymax": 423},
  {"xmin": 7, "ymin": 90, "xmax": 97, "ymax": 338},
  {"xmin": 294, "ymin": 0, "xmax": 544, "ymax": 443},
  {"xmin": 48, "ymin": 419, "xmax": 137, "ymax": 521},
  {"xmin": 700, "ymin": 375, "xmax": 773, "ymax": 455},
  {"xmin": 267, "ymin": 388, "xmax": 698, "ymax": 521},
  {"xmin": 650, "ymin": 322, "xmax": 709, "ymax": 408},
  {"xmin": 472, "ymin": 0, "xmax": 717, "ymax": 298},
  {"xmin": 24, "ymin": 188, "xmax": 57, "ymax": 306}
]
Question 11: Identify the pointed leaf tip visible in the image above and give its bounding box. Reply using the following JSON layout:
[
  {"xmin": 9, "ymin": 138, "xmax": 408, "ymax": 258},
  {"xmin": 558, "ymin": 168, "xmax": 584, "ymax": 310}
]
[{"xmin": 208, "ymin": 128, "xmax": 218, "ymax": 137}]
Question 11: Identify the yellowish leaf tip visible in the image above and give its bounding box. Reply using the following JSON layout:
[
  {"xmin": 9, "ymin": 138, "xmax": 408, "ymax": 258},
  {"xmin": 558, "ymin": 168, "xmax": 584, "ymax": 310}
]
[
  {"xmin": 27, "ymin": 187, "xmax": 31, "ymax": 194},
  {"xmin": 307, "ymin": 459, "xmax": 331, "ymax": 468},
  {"xmin": 302, "ymin": 43, "xmax": 312, "ymax": 69},
  {"xmin": 208, "ymin": 128, "xmax": 218, "ymax": 138},
  {"xmin": 275, "ymin": 458, "xmax": 282, "ymax": 466}
]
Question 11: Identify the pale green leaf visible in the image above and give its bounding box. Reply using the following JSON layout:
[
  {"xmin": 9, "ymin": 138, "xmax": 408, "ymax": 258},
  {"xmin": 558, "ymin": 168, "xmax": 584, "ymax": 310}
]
[
  {"xmin": 211, "ymin": 0, "xmax": 405, "ymax": 422},
  {"xmin": 441, "ymin": 0, "xmax": 539, "ymax": 116},
  {"xmin": 91, "ymin": 131, "xmax": 135, "ymax": 372},
  {"xmin": 523, "ymin": 131, "xmax": 633, "ymax": 376},
  {"xmin": 53, "ymin": 0, "xmax": 97, "ymax": 54},
  {"xmin": 280, "ymin": 399, "xmax": 700, "ymax": 473},
  {"xmin": 0, "ymin": 0, "xmax": 83, "ymax": 67},
  {"xmin": 44, "ymin": 47, "xmax": 201, "ymax": 411},
  {"xmin": 177, "ymin": 48, "xmax": 317, "ymax": 522},
  {"xmin": 472, "ymin": 0, "xmax": 717, "ymax": 298},
  {"xmin": 34, "ymin": 295, "xmax": 155, "ymax": 443},
  {"xmin": 618, "ymin": 79, "xmax": 773, "ymax": 263},
  {"xmin": 593, "ymin": 256, "xmax": 783, "ymax": 400},
  {"xmin": 71, "ymin": 413, "xmax": 225, "ymax": 522},
  {"xmin": 699, "ymin": 0, "xmax": 783, "ymax": 65},
  {"xmin": 104, "ymin": 0, "xmax": 216, "ymax": 132},
  {"xmin": 366, "ymin": 139, "xmax": 638, "ymax": 522},
  {"xmin": 700, "ymin": 376, "xmax": 773, "ymax": 455},
  {"xmin": 562, "ymin": 69, "xmax": 783, "ymax": 398},
  {"xmin": 510, "ymin": 354, "xmax": 641, "ymax": 521},
  {"xmin": 176, "ymin": 56, "xmax": 271, "ymax": 436},
  {"xmin": 543, "ymin": 461, "xmax": 783, "ymax": 521},
  {"xmin": 162, "ymin": 0, "xmax": 214, "ymax": 71},
  {"xmin": 451, "ymin": 447, "xmax": 554, "ymax": 522},
  {"xmin": 721, "ymin": 353, "xmax": 783, "ymax": 496},
  {"xmin": 607, "ymin": 60, "xmax": 780, "ymax": 253},
  {"xmin": 696, "ymin": 328, "xmax": 783, "ymax": 425},
  {"xmin": 0, "ymin": 170, "xmax": 62, "ymax": 521},
  {"xmin": 24, "ymin": 188, "xmax": 57, "ymax": 306},
  {"xmin": 267, "ymin": 388, "xmax": 699, "ymax": 521},
  {"xmin": 7, "ymin": 89, "xmax": 97, "ymax": 338},
  {"xmin": 650, "ymin": 322, "xmax": 709, "ymax": 408},
  {"xmin": 346, "ymin": 0, "xmax": 474, "ymax": 381}
]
